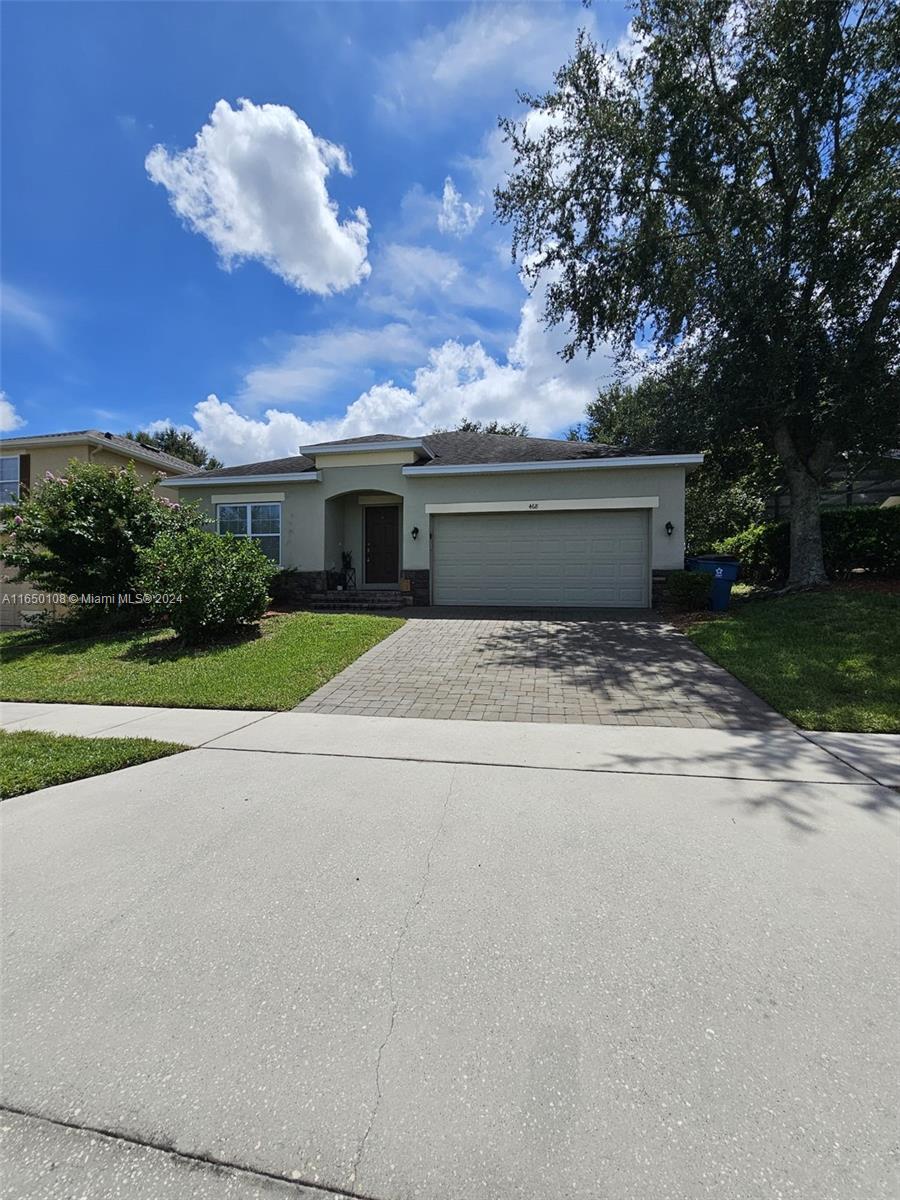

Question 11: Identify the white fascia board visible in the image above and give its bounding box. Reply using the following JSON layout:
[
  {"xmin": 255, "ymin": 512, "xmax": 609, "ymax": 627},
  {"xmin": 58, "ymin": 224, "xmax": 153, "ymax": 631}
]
[
  {"xmin": 159, "ymin": 471, "xmax": 321, "ymax": 488},
  {"xmin": 403, "ymin": 454, "xmax": 704, "ymax": 477},
  {"xmin": 301, "ymin": 439, "xmax": 433, "ymax": 458},
  {"xmin": 426, "ymin": 497, "xmax": 660, "ymax": 515}
]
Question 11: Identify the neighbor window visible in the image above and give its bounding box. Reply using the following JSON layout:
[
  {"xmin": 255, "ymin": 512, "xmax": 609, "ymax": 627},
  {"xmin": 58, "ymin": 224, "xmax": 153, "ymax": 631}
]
[
  {"xmin": 216, "ymin": 502, "xmax": 281, "ymax": 564},
  {"xmin": 0, "ymin": 456, "xmax": 20, "ymax": 504}
]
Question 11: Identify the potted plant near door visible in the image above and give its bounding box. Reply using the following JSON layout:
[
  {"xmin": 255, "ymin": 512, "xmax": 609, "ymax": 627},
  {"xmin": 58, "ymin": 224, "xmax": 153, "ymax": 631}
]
[{"xmin": 340, "ymin": 550, "xmax": 356, "ymax": 591}]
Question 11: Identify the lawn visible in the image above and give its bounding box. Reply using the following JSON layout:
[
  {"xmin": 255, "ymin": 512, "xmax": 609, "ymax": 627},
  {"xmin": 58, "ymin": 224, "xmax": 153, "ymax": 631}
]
[
  {"xmin": 0, "ymin": 612, "xmax": 404, "ymax": 711},
  {"xmin": 687, "ymin": 587, "xmax": 900, "ymax": 732},
  {"xmin": 0, "ymin": 730, "xmax": 185, "ymax": 798}
]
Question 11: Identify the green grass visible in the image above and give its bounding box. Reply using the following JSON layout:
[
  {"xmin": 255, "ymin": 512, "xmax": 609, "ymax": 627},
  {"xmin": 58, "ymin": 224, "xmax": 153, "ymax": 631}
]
[
  {"xmin": 0, "ymin": 612, "xmax": 404, "ymax": 711},
  {"xmin": 687, "ymin": 588, "xmax": 900, "ymax": 732},
  {"xmin": 0, "ymin": 730, "xmax": 186, "ymax": 798}
]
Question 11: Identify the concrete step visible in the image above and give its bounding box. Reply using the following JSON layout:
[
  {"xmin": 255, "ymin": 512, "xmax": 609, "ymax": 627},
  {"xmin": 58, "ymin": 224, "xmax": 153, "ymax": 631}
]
[{"xmin": 304, "ymin": 590, "xmax": 406, "ymax": 611}]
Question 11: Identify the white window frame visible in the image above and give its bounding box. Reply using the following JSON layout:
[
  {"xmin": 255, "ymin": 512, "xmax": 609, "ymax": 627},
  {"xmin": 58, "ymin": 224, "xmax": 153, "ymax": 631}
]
[
  {"xmin": 216, "ymin": 501, "xmax": 282, "ymax": 567},
  {"xmin": 0, "ymin": 455, "xmax": 20, "ymax": 505}
]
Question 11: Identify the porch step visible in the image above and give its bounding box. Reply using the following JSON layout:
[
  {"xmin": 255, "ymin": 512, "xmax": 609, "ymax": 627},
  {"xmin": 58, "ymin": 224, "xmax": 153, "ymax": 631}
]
[{"xmin": 304, "ymin": 589, "xmax": 407, "ymax": 612}]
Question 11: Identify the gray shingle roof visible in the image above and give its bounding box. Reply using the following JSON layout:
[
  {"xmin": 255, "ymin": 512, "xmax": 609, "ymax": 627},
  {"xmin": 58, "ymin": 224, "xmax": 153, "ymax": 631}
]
[
  {"xmin": 178, "ymin": 430, "xmax": 685, "ymax": 480},
  {"xmin": 0, "ymin": 429, "xmax": 196, "ymax": 473},
  {"xmin": 301, "ymin": 433, "xmax": 410, "ymax": 448}
]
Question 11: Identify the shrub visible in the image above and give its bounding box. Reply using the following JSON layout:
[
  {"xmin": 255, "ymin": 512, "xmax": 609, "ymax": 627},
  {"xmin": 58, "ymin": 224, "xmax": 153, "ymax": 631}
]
[
  {"xmin": 665, "ymin": 569, "xmax": 712, "ymax": 610},
  {"xmin": 716, "ymin": 507, "xmax": 900, "ymax": 584},
  {"xmin": 0, "ymin": 460, "xmax": 202, "ymax": 603},
  {"xmin": 137, "ymin": 529, "xmax": 275, "ymax": 643}
]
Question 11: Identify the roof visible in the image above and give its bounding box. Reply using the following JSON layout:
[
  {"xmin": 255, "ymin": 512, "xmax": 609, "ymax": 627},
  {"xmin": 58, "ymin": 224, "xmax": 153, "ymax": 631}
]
[
  {"xmin": 301, "ymin": 433, "xmax": 408, "ymax": 449},
  {"xmin": 173, "ymin": 430, "xmax": 690, "ymax": 482},
  {"xmin": 0, "ymin": 429, "xmax": 196, "ymax": 473}
]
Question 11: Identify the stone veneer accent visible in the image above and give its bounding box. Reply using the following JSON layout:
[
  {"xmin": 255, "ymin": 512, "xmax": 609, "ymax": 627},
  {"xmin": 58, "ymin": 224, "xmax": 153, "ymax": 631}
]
[
  {"xmin": 294, "ymin": 570, "xmax": 328, "ymax": 594},
  {"xmin": 400, "ymin": 569, "xmax": 431, "ymax": 606}
]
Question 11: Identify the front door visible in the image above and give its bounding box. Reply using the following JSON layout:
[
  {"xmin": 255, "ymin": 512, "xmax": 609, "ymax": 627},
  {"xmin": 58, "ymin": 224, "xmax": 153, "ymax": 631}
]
[{"xmin": 364, "ymin": 505, "xmax": 400, "ymax": 585}]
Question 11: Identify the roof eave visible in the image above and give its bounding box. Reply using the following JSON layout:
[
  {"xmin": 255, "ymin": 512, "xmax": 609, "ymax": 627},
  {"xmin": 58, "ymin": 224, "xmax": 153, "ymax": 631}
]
[
  {"xmin": 403, "ymin": 453, "xmax": 705, "ymax": 477},
  {"xmin": 160, "ymin": 471, "xmax": 322, "ymax": 487},
  {"xmin": 300, "ymin": 438, "xmax": 434, "ymax": 460}
]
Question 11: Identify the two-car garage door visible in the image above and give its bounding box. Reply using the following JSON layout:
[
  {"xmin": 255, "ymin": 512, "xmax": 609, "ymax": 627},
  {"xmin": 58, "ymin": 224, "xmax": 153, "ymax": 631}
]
[{"xmin": 431, "ymin": 509, "xmax": 650, "ymax": 608}]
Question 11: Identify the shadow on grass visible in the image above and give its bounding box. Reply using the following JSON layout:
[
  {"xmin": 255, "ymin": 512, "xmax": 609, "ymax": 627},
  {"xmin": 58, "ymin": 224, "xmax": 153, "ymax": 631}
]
[
  {"xmin": 120, "ymin": 625, "xmax": 264, "ymax": 663},
  {"xmin": 1, "ymin": 621, "xmax": 266, "ymax": 666}
]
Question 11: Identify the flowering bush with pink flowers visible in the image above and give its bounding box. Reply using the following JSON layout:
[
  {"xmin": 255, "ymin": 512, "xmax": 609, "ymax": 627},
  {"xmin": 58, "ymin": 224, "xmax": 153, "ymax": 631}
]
[{"xmin": 1, "ymin": 459, "xmax": 203, "ymax": 612}]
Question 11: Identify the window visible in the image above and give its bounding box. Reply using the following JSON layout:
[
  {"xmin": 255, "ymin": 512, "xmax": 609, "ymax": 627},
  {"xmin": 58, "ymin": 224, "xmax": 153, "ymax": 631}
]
[
  {"xmin": 216, "ymin": 502, "xmax": 281, "ymax": 564},
  {"xmin": 0, "ymin": 456, "xmax": 20, "ymax": 505}
]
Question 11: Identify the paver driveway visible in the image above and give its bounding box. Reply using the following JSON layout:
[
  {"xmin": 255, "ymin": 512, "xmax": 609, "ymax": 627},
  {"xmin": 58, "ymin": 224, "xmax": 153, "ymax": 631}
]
[{"xmin": 295, "ymin": 609, "xmax": 786, "ymax": 728}]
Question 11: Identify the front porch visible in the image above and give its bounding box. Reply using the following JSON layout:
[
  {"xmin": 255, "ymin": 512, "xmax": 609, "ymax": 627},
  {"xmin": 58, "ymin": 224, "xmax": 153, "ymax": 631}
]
[{"xmin": 288, "ymin": 490, "xmax": 429, "ymax": 609}]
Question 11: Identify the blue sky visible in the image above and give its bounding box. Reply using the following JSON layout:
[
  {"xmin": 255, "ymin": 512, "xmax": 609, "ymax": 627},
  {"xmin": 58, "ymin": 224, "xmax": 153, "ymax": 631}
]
[{"xmin": 2, "ymin": 1, "xmax": 630, "ymax": 464}]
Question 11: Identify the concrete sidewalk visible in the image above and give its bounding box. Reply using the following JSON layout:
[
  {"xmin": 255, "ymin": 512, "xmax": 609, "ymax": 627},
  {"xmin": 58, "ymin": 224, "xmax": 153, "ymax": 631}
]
[
  {"xmin": 3, "ymin": 699, "xmax": 897, "ymax": 784},
  {"xmin": 2, "ymin": 736, "xmax": 897, "ymax": 1199},
  {"xmin": 0, "ymin": 701, "xmax": 273, "ymax": 747}
]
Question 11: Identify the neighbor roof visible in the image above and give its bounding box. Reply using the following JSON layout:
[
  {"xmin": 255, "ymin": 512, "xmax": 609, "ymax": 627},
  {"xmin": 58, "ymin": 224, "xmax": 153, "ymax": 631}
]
[
  {"xmin": 0, "ymin": 429, "xmax": 196, "ymax": 473},
  {"xmin": 173, "ymin": 430, "xmax": 685, "ymax": 481}
]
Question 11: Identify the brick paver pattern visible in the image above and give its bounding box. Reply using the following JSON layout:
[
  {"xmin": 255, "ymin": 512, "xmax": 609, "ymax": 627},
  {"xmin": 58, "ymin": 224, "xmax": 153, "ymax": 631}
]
[{"xmin": 295, "ymin": 609, "xmax": 788, "ymax": 728}]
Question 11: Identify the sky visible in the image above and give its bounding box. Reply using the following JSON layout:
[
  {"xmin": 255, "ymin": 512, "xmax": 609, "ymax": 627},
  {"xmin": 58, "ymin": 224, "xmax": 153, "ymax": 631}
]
[{"xmin": 1, "ymin": 1, "xmax": 631, "ymax": 465}]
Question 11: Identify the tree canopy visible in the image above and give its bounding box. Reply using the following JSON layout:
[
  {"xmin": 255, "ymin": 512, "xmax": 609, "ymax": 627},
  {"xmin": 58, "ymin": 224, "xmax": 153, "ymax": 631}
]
[
  {"xmin": 126, "ymin": 425, "xmax": 223, "ymax": 470},
  {"xmin": 496, "ymin": 0, "xmax": 899, "ymax": 584},
  {"xmin": 433, "ymin": 418, "xmax": 530, "ymax": 437}
]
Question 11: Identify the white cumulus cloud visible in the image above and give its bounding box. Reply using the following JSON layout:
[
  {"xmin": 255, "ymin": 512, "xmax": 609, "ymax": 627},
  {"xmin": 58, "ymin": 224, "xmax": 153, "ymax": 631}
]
[
  {"xmin": 0, "ymin": 391, "xmax": 25, "ymax": 432},
  {"xmin": 146, "ymin": 99, "xmax": 370, "ymax": 295},
  {"xmin": 437, "ymin": 177, "xmax": 483, "ymax": 237},
  {"xmin": 169, "ymin": 274, "xmax": 616, "ymax": 464},
  {"xmin": 377, "ymin": 4, "xmax": 598, "ymax": 121}
]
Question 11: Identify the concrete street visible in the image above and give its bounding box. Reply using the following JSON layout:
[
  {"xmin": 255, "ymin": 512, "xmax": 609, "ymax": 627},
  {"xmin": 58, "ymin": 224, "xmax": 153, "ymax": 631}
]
[{"xmin": 2, "ymin": 713, "xmax": 898, "ymax": 1199}]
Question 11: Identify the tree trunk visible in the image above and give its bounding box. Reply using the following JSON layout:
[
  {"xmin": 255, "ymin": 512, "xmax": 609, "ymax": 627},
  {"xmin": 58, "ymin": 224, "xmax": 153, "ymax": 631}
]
[
  {"xmin": 784, "ymin": 465, "xmax": 828, "ymax": 587},
  {"xmin": 772, "ymin": 423, "xmax": 830, "ymax": 588}
]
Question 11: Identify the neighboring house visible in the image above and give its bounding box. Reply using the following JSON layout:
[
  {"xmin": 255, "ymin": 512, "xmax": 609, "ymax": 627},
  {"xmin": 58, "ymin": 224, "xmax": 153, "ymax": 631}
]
[
  {"xmin": 1, "ymin": 429, "xmax": 196, "ymax": 627},
  {"xmin": 766, "ymin": 450, "xmax": 900, "ymax": 518},
  {"xmin": 162, "ymin": 431, "xmax": 703, "ymax": 609}
]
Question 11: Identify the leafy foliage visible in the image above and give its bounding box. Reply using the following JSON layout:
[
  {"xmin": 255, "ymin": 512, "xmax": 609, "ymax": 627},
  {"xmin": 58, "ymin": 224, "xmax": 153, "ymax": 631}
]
[
  {"xmin": 434, "ymin": 418, "xmax": 530, "ymax": 437},
  {"xmin": 716, "ymin": 507, "xmax": 900, "ymax": 583},
  {"xmin": 496, "ymin": 0, "xmax": 900, "ymax": 584},
  {"xmin": 126, "ymin": 425, "xmax": 223, "ymax": 470},
  {"xmin": 0, "ymin": 460, "xmax": 202, "ymax": 601},
  {"xmin": 137, "ymin": 529, "xmax": 275, "ymax": 643},
  {"xmin": 568, "ymin": 367, "xmax": 779, "ymax": 552},
  {"xmin": 665, "ymin": 569, "xmax": 713, "ymax": 610}
]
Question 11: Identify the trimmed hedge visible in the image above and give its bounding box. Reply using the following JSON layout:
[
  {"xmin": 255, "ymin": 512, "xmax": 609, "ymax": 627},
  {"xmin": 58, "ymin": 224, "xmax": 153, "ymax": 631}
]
[
  {"xmin": 665, "ymin": 569, "xmax": 713, "ymax": 610},
  {"xmin": 714, "ymin": 507, "xmax": 900, "ymax": 584}
]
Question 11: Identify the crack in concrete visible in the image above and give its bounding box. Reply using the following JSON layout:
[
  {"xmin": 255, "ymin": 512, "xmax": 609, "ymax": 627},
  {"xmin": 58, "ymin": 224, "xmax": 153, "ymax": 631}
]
[
  {"xmin": 0, "ymin": 1103, "xmax": 383, "ymax": 1199},
  {"xmin": 348, "ymin": 767, "xmax": 456, "ymax": 1188}
]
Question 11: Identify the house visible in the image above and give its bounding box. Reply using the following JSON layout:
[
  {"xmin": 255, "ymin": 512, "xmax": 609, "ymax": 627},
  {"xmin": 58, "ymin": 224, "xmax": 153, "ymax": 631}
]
[
  {"xmin": 163, "ymin": 431, "xmax": 704, "ymax": 609},
  {"xmin": 1, "ymin": 429, "xmax": 196, "ymax": 626}
]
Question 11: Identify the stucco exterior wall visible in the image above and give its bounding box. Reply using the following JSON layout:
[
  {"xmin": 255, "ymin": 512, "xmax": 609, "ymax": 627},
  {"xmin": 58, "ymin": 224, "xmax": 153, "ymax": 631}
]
[{"xmin": 173, "ymin": 460, "xmax": 689, "ymax": 576}]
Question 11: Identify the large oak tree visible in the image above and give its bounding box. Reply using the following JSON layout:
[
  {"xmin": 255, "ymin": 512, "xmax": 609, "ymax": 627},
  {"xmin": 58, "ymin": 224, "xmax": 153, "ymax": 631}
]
[{"xmin": 496, "ymin": 0, "xmax": 899, "ymax": 585}]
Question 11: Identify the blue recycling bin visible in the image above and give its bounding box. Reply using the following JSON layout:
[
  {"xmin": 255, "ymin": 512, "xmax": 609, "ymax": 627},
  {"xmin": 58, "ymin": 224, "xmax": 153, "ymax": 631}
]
[{"xmin": 686, "ymin": 554, "xmax": 740, "ymax": 611}]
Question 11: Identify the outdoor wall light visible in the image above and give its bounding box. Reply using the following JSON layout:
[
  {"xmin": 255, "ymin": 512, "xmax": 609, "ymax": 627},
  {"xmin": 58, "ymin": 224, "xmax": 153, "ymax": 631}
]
[
  {"xmin": 665, "ymin": 521, "xmax": 675, "ymax": 536},
  {"xmin": 411, "ymin": 526, "xmax": 419, "ymax": 540}
]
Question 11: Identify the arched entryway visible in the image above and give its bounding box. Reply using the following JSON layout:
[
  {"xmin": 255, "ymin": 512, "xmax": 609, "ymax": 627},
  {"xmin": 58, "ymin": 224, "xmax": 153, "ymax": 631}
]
[{"xmin": 323, "ymin": 490, "xmax": 403, "ymax": 591}]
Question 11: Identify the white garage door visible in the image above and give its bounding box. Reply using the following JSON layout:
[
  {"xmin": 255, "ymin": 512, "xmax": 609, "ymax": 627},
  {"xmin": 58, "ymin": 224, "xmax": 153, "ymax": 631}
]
[{"xmin": 431, "ymin": 509, "xmax": 650, "ymax": 607}]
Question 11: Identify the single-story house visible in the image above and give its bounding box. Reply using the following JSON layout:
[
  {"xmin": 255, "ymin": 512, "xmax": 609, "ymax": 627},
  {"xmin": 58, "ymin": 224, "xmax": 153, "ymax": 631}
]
[
  {"xmin": 163, "ymin": 431, "xmax": 703, "ymax": 608},
  {"xmin": 0, "ymin": 429, "xmax": 196, "ymax": 627}
]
